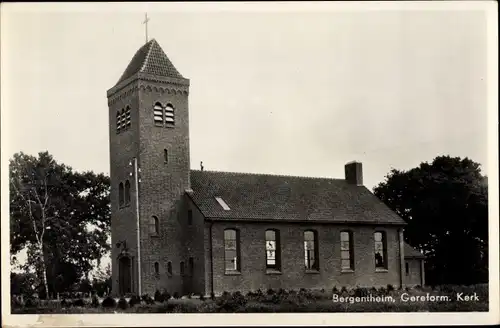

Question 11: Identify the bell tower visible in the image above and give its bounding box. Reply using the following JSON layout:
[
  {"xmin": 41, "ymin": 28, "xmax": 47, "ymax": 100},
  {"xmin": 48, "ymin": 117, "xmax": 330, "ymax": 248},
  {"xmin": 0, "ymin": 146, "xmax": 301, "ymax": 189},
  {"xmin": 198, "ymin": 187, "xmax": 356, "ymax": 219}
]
[{"xmin": 107, "ymin": 39, "xmax": 190, "ymax": 296}]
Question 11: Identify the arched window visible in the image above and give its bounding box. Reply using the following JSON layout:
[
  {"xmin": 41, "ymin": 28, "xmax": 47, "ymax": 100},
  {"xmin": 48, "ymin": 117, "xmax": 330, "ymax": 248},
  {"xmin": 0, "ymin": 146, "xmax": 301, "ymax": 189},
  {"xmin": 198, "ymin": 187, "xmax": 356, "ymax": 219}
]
[
  {"xmin": 154, "ymin": 262, "xmax": 159, "ymax": 275},
  {"xmin": 153, "ymin": 102, "xmax": 163, "ymax": 126},
  {"xmin": 189, "ymin": 257, "xmax": 194, "ymax": 276},
  {"xmin": 374, "ymin": 231, "xmax": 387, "ymax": 269},
  {"xmin": 340, "ymin": 231, "xmax": 354, "ymax": 271},
  {"xmin": 165, "ymin": 104, "xmax": 175, "ymax": 127},
  {"xmin": 116, "ymin": 111, "xmax": 121, "ymax": 133},
  {"xmin": 124, "ymin": 180, "xmax": 131, "ymax": 205},
  {"xmin": 167, "ymin": 261, "xmax": 172, "ymax": 276},
  {"xmin": 125, "ymin": 106, "xmax": 131, "ymax": 128},
  {"xmin": 120, "ymin": 108, "xmax": 126, "ymax": 130},
  {"xmin": 118, "ymin": 182, "xmax": 124, "ymax": 207},
  {"xmin": 265, "ymin": 229, "xmax": 281, "ymax": 270},
  {"xmin": 224, "ymin": 229, "xmax": 240, "ymax": 272},
  {"xmin": 150, "ymin": 216, "xmax": 159, "ymax": 235},
  {"xmin": 180, "ymin": 261, "xmax": 185, "ymax": 276},
  {"xmin": 304, "ymin": 230, "xmax": 319, "ymax": 271}
]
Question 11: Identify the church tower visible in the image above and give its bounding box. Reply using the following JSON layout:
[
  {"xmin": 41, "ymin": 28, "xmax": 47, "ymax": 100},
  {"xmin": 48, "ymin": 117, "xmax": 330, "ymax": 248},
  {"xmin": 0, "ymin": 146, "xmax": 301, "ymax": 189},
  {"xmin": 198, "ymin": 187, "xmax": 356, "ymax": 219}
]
[{"xmin": 107, "ymin": 39, "xmax": 190, "ymax": 296}]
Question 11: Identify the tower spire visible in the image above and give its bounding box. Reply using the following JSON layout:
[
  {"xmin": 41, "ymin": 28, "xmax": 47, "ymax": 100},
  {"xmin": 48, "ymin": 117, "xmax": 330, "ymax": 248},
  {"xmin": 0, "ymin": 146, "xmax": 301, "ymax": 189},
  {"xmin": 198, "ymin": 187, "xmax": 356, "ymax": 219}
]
[{"xmin": 142, "ymin": 13, "xmax": 150, "ymax": 43}]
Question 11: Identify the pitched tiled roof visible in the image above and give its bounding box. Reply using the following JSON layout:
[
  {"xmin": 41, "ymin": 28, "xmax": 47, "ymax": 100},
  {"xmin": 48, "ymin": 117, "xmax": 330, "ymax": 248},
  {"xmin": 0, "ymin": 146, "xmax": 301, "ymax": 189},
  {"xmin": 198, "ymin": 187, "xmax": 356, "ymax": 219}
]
[
  {"xmin": 187, "ymin": 170, "xmax": 407, "ymax": 225},
  {"xmin": 404, "ymin": 243, "xmax": 425, "ymax": 259},
  {"xmin": 115, "ymin": 39, "xmax": 184, "ymax": 86}
]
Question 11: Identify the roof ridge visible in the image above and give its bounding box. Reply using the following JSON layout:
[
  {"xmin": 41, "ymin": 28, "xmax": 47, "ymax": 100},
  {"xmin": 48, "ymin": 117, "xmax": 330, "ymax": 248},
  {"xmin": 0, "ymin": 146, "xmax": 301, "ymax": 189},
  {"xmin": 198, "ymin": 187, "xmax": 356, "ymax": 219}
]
[
  {"xmin": 190, "ymin": 169, "xmax": 345, "ymax": 181},
  {"xmin": 140, "ymin": 39, "xmax": 155, "ymax": 72}
]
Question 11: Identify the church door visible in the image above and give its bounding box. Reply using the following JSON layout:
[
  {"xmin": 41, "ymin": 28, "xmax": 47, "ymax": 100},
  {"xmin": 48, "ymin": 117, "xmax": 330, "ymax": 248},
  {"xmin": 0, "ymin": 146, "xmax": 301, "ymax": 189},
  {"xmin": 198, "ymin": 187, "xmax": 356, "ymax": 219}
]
[{"xmin": 118, "ymin": 257, "xmax": 132, "ymax": 295}]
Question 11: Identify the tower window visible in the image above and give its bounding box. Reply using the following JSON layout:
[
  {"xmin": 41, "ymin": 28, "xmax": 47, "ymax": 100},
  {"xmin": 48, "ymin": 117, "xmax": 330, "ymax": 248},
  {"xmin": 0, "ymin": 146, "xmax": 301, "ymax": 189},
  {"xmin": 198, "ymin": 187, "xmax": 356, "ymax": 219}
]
[
  {"xmin": 153, "ymin": 102, "xmax": 163, "ymax": 126},
  {"xmin": 164, "ymin": 149, "xmax": 168, "ymax": 163},
  {"xmin": 167, "ymin": 261, "xmax": 172, "ymax": 276},
  {"xmin": 125, "ymin": 106, "xmax": 131, "ymax": 128},
  {"xmin": 405, "ymin": 261, "xmax": 409, "ymax": 276},
  {"xmin": 150, "ymin": 216, "xmax": 159, "ymax": 235},
  {"xmin": 187, "ymin": 210, "xmax": 193, "ymax": 226},
  {"xmin": 189, "ymin": 257, "xmax": 194, "ymax": 276},
  {"xmin": 118, "ymin": 182, "xmax": 124, "ymax": 207},
  {"xmin": 124, "ymin": 180, "xmax": 131, "ymax": 205},
  {"xmin": 154, "ymin": 262, "xmax": 160, "ymax": 275},
  {"xmin": 165, "ymin": 104, "xmax": 175, "ymax": 127}
]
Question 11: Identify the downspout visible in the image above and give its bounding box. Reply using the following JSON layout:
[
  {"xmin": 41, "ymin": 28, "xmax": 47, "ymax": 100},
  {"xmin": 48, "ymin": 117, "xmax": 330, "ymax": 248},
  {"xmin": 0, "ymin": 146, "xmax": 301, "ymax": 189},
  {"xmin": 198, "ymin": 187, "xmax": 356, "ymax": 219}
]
[
  {"xmin": 134, "ymin": 157, "xmax": 142, "ymax": 296},
  {"xmin": 209, "ymin": 221, "xmax": 214, "ymax": 296},
  {"xmin": 399, "ymin": 228, "xmax": 405, "ymax": 288}
]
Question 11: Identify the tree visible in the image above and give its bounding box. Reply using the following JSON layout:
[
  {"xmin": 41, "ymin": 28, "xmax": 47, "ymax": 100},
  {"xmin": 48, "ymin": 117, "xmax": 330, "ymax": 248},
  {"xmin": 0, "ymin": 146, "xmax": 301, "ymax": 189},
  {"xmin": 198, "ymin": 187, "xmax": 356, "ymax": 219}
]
[
  {"xmin": 373, "ymin": 155, "xmax": 488, "ymax": 285},
  {"xmin": 10, "ymin": 151, "xmax": 111, "ymax": 298}
]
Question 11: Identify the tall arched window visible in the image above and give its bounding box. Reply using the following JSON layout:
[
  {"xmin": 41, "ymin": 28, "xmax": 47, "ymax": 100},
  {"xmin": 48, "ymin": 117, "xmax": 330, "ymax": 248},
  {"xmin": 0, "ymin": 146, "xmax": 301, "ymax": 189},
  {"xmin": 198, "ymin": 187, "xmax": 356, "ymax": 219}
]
[
  {"xmin": 125, "ymin": 106, "xmax": 131, "ymax": 128},
  {"xmin": 340, "ymin": 231, "xmax": 354, "ymax": 270},
  {"xmin": 304, "ymin": 230, "xmax": 319, "ymax": 271},
  {"xmin": 224, "ymin": 229, "xmax": 240, "ymax": 272},
  {"xmin": 167, "ymin": 261, "xmax": 172, "ymax": 276},
  {"xmin": 153, "ymin": 102, "xmax": 163, "ymax": 126},
  {"xmin": 154, "ymin": 262, "xmax": 159, "ymax": 275},
  {"xmin": 374, "ymin": 231, "xmax": 387, "ymax": 269},
  {"xmin": 116, "ymin": 111, "xmax": 121, "ymax": 133},
  {"xmin": 150, "ymin": 216, "xmax": 159, "ymax": 235},
  {"xmin": 165, "ymin": 104, "xmax": 175, "ymax": 127},
  {"xmin": 124, "ymin": 180, "xmax": 131, "ymax": 205},
  {"xmin": 266, "ymin": 229, "xmax": 281, "ymax": 270},
  {"xmin": 118, "ymin": 182, "xmax": 124, "ymax": 207}
]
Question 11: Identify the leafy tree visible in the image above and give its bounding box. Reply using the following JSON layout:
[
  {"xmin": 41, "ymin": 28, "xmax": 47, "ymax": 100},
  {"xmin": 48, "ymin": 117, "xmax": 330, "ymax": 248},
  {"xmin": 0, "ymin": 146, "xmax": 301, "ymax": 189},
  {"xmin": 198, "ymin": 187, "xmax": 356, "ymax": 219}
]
[
  {"xmin": 10, "ymin": 151, "xmax": 111, "ymax": 298},
  {"xmin": 373, "ymin": 155, "xmax": 488, "ymax": 285},
  {"xmin": 10, "ymin": 272, "xmax": 37, "ymax": 296}
]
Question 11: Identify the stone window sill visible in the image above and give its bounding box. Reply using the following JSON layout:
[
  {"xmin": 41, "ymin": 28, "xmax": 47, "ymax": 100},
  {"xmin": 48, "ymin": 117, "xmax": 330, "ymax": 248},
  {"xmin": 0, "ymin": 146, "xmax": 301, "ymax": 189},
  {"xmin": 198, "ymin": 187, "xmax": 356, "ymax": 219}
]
[
  {"xmin": 266, "ymin": 269, "xmax": 282, "ymax": 275},
  {"xmin": 305, "ymin": 269, "xmax": 320, "ymax": 274},
  {"xmin": 375, "ymin": 268, "xmax": 388, "ymax": 273},
  {"xmin": 341, "ymin": 269, "xmax": 355, "ymax": 274},
  {"xmin": 224, "ymin": 271, "xmax": 241, "ymax": 276}
]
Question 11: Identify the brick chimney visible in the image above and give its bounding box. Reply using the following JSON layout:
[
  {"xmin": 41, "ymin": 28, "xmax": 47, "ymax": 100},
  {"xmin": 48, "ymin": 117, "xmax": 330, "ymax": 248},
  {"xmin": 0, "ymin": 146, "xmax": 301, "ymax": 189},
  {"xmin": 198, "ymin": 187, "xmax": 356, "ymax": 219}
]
[{"xmin": 345, "ymin": 161, "xmax": 363, "ymax": 186}]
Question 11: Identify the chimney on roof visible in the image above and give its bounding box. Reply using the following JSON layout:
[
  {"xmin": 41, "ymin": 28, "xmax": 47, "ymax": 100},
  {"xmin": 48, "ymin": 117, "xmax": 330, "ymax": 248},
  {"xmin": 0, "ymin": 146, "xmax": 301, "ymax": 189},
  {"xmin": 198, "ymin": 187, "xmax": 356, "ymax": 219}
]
[{"xmin": 345, "ymin": 161, "xmax": 363, "ymax": 186}]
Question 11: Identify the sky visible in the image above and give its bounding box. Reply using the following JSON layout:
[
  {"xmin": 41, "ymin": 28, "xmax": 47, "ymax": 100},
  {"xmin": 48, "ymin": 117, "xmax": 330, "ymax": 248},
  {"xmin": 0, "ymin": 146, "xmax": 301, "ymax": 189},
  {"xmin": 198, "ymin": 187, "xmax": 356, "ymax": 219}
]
[
  {"xmin": 2, "ymin": 3, "xmax": 492, "ymax": 191},
  {"xmin": 1, "ymin": 2, "xmax": 496, "ymax": 274}
]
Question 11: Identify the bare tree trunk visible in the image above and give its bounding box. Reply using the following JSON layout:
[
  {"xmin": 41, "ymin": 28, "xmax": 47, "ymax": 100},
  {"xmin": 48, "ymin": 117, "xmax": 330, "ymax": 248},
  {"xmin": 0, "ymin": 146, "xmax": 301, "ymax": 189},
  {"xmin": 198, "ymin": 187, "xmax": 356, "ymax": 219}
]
[{"xmin": 38, "ymin": 241, "xmax": 50, "ymax": 299}]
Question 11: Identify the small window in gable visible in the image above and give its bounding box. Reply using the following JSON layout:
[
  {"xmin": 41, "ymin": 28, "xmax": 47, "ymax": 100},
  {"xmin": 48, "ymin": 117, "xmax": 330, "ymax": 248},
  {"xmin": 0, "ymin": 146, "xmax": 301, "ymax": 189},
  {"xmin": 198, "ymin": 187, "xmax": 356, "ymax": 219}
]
[
  {"xmin": 215, "ymin": 197, "xmax": 231, "ymax": 211},
  {"xmin": 165, "ymin": 104, "xmax": 175, "ymax": 127},
  {"xmin": 153, "ymin": 102, "xmax": 163, "ymax": 126},
  {"xmin": 125, "ymin": 106, "xmax": 131, "ymax": 128},
  {"xmin": 116, "ymin": 111, "xmax": 121, "ymax": 133}
]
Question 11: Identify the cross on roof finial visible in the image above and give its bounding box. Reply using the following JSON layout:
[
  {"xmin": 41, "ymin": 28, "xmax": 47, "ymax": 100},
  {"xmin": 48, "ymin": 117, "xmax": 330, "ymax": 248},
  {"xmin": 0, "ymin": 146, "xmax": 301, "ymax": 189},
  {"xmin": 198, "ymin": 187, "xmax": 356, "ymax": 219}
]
[{"xmin": 143, "ymin": 13, "xmax": 150, "ymax": 43}]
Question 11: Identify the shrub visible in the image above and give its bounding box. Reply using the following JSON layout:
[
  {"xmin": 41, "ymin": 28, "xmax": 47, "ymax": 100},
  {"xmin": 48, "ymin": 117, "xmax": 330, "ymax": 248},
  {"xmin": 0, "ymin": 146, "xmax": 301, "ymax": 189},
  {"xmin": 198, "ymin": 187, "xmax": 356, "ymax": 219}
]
[
  {"xmin": 60, "ymin": 299, "xmax": 71, "ymax": 308},
  {"xmin": 378, "ymin": 286, "xmax": 387, "ymax": 295},
  {"xmin": 162, "ymin": 291, "xmax": 171, "ymax": 301},
  {"xmin": 210, "ymin": 292, "xmax": 215, "ymax": 300},
  {"xmin": 200, "ymin": 294, "xmax": 205, "ymax": 301},
  {"xmin": 142, "ymin": 294, "xmax": 155, "ymax": 305},
  {"xmin": 117, "ymin": 297, "xmax": 128, "ymax": 310},
  {"xmin": 11, "ymin": 296, "xmax": 24, "ymax": 309},
  {"xmin": 129, "ymin": 295, "xmax": 141, "ymax": 307},
  {"xmin": 101, "ymin": 296, "xmax": 117, "ymax": 308},
  {"xmin": 173, "ymin": 292, "xmax": 180, "ymax": 299},
  {"xmin": 353, "ymin": 287, "xmax": 370, "ymax": 298},
  {"xmin": 72, "ymin": 299, "xmax": 86, "ymax": 307},
  {"xmin": 266, "ymin": 288, "xmax": 276, "ymax": 295},
  {"xmin": 387, "ymin": 284, "xmax": 394, "ymax": 292},
  {"xmin": 24, "ymin": 298, "xmax": 39, "ymax": 308},
  {"xmin": 154, "ymin": 290, "xmax": 165, "ymax": 303},
  {"xmin": 332, "ymin": 286, "xmax": 339, "ymax": 294},
  {"xmin": 91, "ymin": 295, "xmax": 100, "ymax": 308}
]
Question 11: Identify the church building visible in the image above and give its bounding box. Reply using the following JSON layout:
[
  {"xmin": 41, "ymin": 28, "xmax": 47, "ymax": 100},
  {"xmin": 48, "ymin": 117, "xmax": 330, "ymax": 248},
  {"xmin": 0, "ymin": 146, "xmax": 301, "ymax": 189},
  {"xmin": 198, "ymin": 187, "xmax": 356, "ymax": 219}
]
[{"xmin": 108, "ymin": 39, "xmax": 425, "ymax": 297}]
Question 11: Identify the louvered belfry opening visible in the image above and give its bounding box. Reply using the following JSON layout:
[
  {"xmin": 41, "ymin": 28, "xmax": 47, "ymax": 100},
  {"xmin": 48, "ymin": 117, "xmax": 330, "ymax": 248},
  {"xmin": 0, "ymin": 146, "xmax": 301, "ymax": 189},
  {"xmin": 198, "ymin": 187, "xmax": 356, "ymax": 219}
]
[
  {"xmin": 154, "ymin": 102, "xmax": 163, "ymax": 126},
  {"xmin": 165, "ymin": 104, "xmax": 175, "ymax": 127},
  {"xmin": 125, "ymin": 106, "xmax": 131, "ymax": 128}
]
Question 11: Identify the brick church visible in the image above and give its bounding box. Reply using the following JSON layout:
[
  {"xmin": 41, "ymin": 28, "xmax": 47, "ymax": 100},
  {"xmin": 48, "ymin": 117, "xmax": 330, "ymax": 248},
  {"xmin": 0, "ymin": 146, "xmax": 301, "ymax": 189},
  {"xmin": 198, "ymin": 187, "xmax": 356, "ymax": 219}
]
[{"xmin": 108, "ymin": 39, "xmax": 425, "ymax": 297}]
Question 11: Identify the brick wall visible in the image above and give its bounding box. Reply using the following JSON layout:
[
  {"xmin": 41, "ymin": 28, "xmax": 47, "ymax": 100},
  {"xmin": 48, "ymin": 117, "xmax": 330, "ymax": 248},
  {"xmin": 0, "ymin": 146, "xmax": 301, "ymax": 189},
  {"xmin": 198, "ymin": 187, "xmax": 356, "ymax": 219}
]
[
  {"xmin": 404, "ymin": 258, "xmax": 423, "ymax": 287},
  {"xmin": 205, "ymin": 221, "xmax": 403, "ymax": 294}
]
